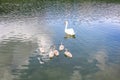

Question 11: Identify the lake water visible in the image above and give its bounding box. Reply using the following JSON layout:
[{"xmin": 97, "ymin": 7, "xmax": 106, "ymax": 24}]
[{"xmin": 0, "ymin": 0, "xmax": 120, "ymax": 80}]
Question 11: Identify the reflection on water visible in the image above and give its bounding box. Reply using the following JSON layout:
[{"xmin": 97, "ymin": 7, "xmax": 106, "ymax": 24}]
[
  {"xmin": 0, "ymin": 0, "xmax": 120, "ymax": 80},
  {"xmin": 64, "ymin": 34, "xmax": 76, "ymax": 39},
  {"xmin": 0, "ymin": 17, "xmax": 53, "ymax": 80}
]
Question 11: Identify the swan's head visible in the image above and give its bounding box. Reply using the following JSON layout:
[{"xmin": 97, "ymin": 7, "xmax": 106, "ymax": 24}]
[{"xmin": 65, "ymin": 21, "xmax": 68, "ymax": 25}]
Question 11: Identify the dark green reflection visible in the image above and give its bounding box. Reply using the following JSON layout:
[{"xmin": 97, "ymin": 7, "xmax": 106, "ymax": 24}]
[{"xmin": 1, "ymin": 0, "xmax": 120, "ymax": 15}]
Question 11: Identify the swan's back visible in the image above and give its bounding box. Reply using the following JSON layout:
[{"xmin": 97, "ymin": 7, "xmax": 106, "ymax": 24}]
[{"xmin": 65, "ymin": 28, "xmax": 75, "ymax": 35}]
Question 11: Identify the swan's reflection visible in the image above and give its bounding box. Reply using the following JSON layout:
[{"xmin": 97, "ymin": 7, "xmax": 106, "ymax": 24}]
[{"xmin": 64, "ymin": 34, "xmax": 76, "ymax": 39}]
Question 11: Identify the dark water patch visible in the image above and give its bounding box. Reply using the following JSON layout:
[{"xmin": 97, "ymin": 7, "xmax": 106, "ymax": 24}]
[{"xmin": 1, "ymin": 0, "xmax": 120, "ymax": 15}]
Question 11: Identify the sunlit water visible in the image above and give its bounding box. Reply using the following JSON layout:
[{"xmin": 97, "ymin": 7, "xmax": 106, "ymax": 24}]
[{"xmin": 0, "ymin": 1, "xmax": 120, "ymax": 80}]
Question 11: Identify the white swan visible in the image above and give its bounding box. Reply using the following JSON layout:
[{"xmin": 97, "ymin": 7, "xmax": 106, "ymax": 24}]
[
  {"xmin": 53, "ymin": 45, "xmax": 59, "ymax": 56},
  {"xmin": 39, "ymin": 46, "xmax": 45, "ymax": 53},
  {"xmin": 49, "ymin": 50, "xmax": 54, "ymax": 59},
  {"xmin": 53, "ymin": 49, "xmax": 59, "ymax": 56},
  {"xmin": 59, "ymin": 42, "xmax": 64, "ymax": 51},
  {"xmin": 64, "ymin": 49, "xmax": 72, "ymax": 58},
  {"xmin": 65, "ymin": 21, "xmax": 75, "ymax": 35}
]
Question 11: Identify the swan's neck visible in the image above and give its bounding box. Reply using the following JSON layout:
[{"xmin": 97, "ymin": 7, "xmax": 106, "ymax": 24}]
[{"xmin": 65, "ymin": 22, "xmax": 68, "ymax": 30}]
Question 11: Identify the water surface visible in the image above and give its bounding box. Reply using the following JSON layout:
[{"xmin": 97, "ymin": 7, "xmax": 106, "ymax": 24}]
[{"xmin": 0, "ymin": 0, "xmax": 120, "ymax": 80}]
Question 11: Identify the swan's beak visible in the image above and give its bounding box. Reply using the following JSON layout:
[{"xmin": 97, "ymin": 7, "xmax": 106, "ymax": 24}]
[{"xmin": 65, "ymin": 21, "xmax": 68, "ymax": 24}]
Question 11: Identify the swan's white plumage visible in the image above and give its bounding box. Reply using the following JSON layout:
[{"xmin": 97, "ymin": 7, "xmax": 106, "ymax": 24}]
[
  {"xmin": 39, "ymin": 46, "xmax": 45, "ymax": 53},
  {"xmin": 52, "ymin": 45, "xmax": 59, "ymax": 56},
  {"xmin": 54, "ymin": 50, "xmax": 59, "ymax": 56},
  {"xmin": 59, "ymin": 42, "xmax": 64, "ymax": 51},
  {"xmin": 64, "ymin": 49, "xmax": 72, "ymax": 58},
  {"xmin": 49, "ymin": 50, "xmax": 54, "ymax": 58},
  {"xmin": 65, "ymin": 21, "xmax": 75, "ymax": 35}
]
